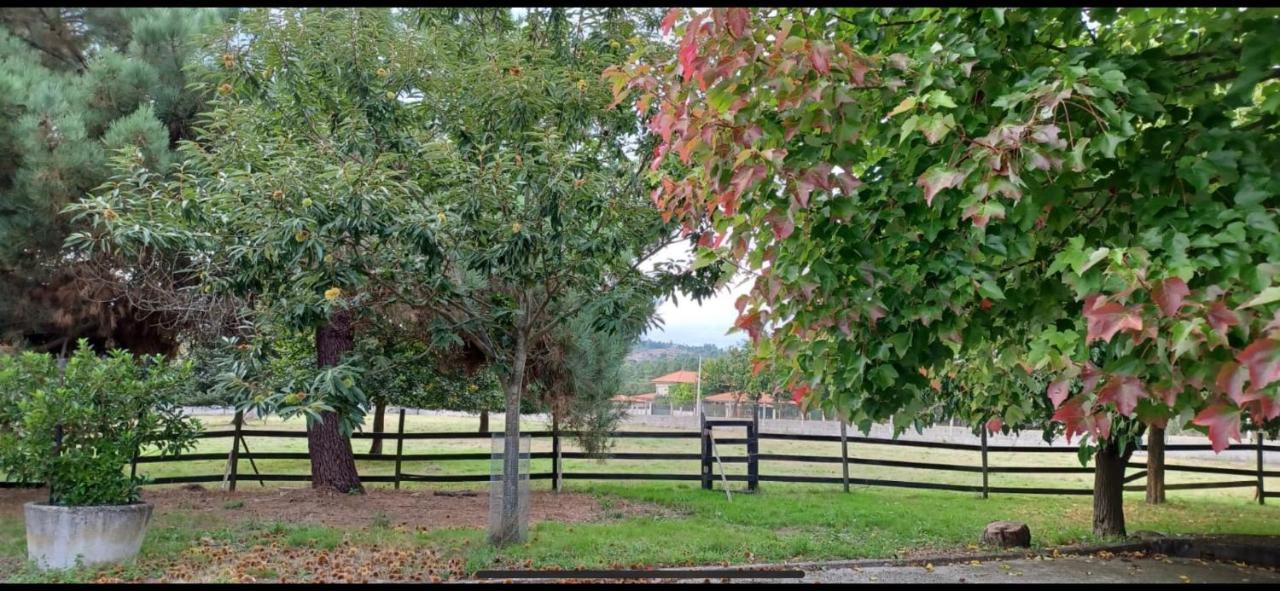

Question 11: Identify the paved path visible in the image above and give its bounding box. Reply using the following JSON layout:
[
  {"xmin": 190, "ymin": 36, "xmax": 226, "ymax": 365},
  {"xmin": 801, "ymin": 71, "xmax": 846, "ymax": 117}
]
[{"xmin": 711, "ymin": 555, "xmax": 1280, "ymax": 584}]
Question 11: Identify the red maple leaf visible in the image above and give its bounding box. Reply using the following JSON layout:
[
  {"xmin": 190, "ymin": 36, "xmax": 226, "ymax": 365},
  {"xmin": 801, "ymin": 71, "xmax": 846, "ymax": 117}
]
[
  {"xmin": 1082, "ymin": 294, "xmax": 1143, "ymax": 343},
  {"xmin": 1151, "ymin": 277, "xmax": 1190, "ymax": 317},
  {"xmin": 1206, "ymin": 300, "xmax": 1240, "ymax": 340},
  {"xmin": 725, "ymin": 8, "xmax": 750, "ymax": 38},
  {"xmin": 916, "ymin": 167, "xmax": 965, "ymax": 207},
  {"xmin": 660, "ymin": 8, "xmax": 681, "ymax": 34},
  {"xmin": 1080, "ymin": 361, "xmax": 1103, "ymax": 396},
  {"xmin": 1047, "ymin": 378, "xmax": 1071, "ymax": 408},
  {"xmin": 790, "ymin": 383, "xmax": 811, "ymax": 404},
  {"xmin": 1243, "ymin": 396, "xmax": 1280, "ymax": 422},
  {"xmin": 867, "ymin": 304, "xmax": 886, "ymax": 328},
  {"xmin": 1154, "ymin": 384, "xmax": 1182, "ymax": 407},
  {"xmin": 1097, "ymin": 375, "xmax": 1147, "ymax": 417},
  {"xmin": 985, "ymin": 418, "xmax": 1003, "ymax": 434},
  {"xmin": 1237, "ymin": 338, "xmax": 1280, "ymax": 392},
  {"xmin": 1191, "ymin": 403, "xmax": 1242, "ymax": 453},
  {"xmin": 809, "ymin": 42, "xmax": 831, "ymax": 75},
  {"xmin": 764, "ymin": 210, "xmax": 795, "ymax": 240},
  {"xmin": 1052, "ymin": 397, "xmax": 1110, "ymax": 444},
  {"xmin": 1215, "ymin": 361, "xmax": 1248, "ymax": 406}
]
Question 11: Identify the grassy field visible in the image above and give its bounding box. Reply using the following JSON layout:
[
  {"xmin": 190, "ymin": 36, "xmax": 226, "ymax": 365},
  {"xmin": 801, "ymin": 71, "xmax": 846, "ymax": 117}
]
[{"xmin": 2, "ymin": 413, "xmax": 1276, "ymax": 583}]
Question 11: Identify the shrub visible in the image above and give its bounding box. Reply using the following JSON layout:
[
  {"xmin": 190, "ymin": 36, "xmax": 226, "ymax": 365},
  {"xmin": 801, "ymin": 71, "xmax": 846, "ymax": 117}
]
[{"xmin": 0, "ymin": 341, "xmax": 202, "ymax": 506}]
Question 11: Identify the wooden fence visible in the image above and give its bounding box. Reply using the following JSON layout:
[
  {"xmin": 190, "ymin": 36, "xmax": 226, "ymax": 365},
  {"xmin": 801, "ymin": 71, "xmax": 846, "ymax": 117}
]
[{"xmin": 4, "ymin": 411, "xmax": 1277, "ymax": 504}]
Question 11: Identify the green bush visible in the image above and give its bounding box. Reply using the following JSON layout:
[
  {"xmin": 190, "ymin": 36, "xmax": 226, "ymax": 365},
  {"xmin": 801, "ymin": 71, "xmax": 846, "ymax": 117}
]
[{"xmin": 0, "ymin": 341, "xmax": 201, "ymax": 506}]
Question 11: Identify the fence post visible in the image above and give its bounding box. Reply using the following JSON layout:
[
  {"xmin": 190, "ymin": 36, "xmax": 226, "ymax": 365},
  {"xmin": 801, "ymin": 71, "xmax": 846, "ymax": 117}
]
[
  {"xmin": 226, "ymin": 411, "xmax": 243, "ymax": 492},
  {"xmin": 700, "ymin": 415, "xmax": 712, "ymax": 491},
  {"xmin": 980, "ymin": 428, "xmax": 989, "ymax": 499},
  {"xmin": 747, "ymin": 420, "xmax": 759, "ymax": 493},
  {"xmin": 552, "ymin": 419, "xmax": 563, "ymax": 493},
  {"xmin": 1259, "ymin": 431, "xmax": 1266, "ymax": 506},
  {"xmin": 840, "ymin": 421, "xmax": 850, "ymax": 493},
  {"xmin": 394, "ymin": 408, "xmax": 406, "ymax": 491}
]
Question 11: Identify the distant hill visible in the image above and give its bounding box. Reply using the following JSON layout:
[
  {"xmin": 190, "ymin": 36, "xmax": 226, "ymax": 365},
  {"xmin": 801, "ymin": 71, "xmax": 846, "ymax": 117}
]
[
  {"xmin": 625, "ymin": 339, "xmax": 724, "ymax": 362},
  {"xmin": 618, "ymin": 340, "xmax": 726, "ymax": 394}
]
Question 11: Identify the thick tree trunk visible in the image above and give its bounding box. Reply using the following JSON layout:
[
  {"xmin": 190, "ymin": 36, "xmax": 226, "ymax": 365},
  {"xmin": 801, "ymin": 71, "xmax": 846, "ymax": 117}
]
[
  {"xmin": 490, "ymin": 337, "xmax": 528, "ymax": 546},
  {"xmin": 310, "ymin": 309, "xmax": 363, "ymax": 493},
  {"xmin": 1093, "ymin": 443, "xmax": 1133, "ymax": 538},
  {"xmin": 368, "ymin": 399, "xmax": 387, "ymax": 455},
  {"xmin": 1146, "ymin": 426, "xmax": 1166, "ymax": 505},
  {"xmin": 479, "ymin": 409, "xmax": 490, "ymax": 434}
]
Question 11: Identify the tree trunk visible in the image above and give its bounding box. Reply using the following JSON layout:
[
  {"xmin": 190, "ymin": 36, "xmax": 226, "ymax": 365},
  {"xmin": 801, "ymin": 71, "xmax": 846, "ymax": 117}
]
[
  {"xmin": 479, "ymin": 409, "xmax": 490, "ymax": 434},
  {"xmin": 491, "ymin": 336, "xmax": 528, "ymax": 546},
  {"xmin": 1146, "ymin": 426, "xmax": 1166, "ymax": 505},
  {"xmin": 1092, "ymin": 443, "xmax": 1133, "ymax": 538},
  {"xmin": 368, "ymin": 399, "xmax": 387, "ymax": 455},
  {"xmin": 310, "ymin": 309, "xmax": 363, "ymax": 493}
]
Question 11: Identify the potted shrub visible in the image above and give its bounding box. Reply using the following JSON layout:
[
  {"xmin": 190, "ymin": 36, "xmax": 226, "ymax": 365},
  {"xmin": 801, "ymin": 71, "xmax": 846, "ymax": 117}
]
[{"xmin": 0, "ymin": 341, "xmax": 200, "ymax": 570}]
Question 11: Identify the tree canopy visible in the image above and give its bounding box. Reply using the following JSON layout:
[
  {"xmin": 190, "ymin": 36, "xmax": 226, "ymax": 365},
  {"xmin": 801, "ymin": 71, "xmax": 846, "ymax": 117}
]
[
  {"xmin": 610, "ymin": 7, "xmax": 1280, "ymax": 451},
  {"xmin": 610, "ymin": 6, "xmax": 1280, "ymax": 537}
]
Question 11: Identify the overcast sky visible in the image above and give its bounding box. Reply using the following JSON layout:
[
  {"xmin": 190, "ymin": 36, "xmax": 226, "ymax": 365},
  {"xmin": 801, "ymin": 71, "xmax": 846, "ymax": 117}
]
[{"xmin": 640, "ymin": 241, "xmax": 749, "ymax": 348}]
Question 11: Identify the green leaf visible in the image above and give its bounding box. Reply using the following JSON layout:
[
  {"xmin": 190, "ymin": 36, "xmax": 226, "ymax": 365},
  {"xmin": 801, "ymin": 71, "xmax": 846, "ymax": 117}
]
[
  {"xmin": 888, "ymin": 96, "xmax": 917, "ymax": 118},
  {"xmin": 1241, "ymin": 286, "xmax": 1280, "ymax": 309},
  {"xmin": 1170, "ymin": 319, "xmax": 1202, "ymax": 362},
  {"xmin": 978, "ymin": 279, "xmax": 1006, "ymax": 301},
  {"xmin": 782, "ymin": 35, "xmax": 807, "ymax": 53},
  {"xmin": 1097, "ymin": 69, "xmax": 1128, "ymax": 94},
  {"xmin": 1234, "ymin": 182, "xmax": 1269, "ymax": 206},
  {"xmin": 925, "ymin": 90, "xmax": 957, "ymax": 109},
  {"xmin": 899, "ymin": 114, "xmax": 921, "ymax": 143},
  {"xmin": 1096, "ymin": 132, "xmax": 1123, "ymax": 159},
  {"xmin": 1078, "ymin": 246, "xmax": 1111, "ymax": 274}
]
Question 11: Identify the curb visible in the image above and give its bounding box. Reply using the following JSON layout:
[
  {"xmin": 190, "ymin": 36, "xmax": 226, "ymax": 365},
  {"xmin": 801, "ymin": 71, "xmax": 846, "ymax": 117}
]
[{"xmin": 663, "ymin": 540, "xmax": 1152, "ymax": 574}]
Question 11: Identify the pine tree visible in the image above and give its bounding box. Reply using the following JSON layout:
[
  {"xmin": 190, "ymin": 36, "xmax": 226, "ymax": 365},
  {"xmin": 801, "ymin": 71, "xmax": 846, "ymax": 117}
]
[{"xmin": 0, "ymin": 8, "xmax": 230, "ymax": 353}]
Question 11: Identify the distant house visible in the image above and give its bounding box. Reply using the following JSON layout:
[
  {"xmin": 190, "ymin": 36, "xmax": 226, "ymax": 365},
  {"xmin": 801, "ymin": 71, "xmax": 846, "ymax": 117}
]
[
  {"xmin": 610, "ymin": 393, "xmax": 657, "ymax": 414},
  {"xmin": 703, "ymin": 391, "xmax": 795, "ymax": 419},
  {"xmin": 650, "ymin": 370, "xmax": 699, "ymax": 397}
]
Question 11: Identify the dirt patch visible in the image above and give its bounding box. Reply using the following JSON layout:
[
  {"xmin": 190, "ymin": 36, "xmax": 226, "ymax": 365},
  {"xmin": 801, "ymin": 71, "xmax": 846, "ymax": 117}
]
[{"xmin": 2, "ymin": 486, "xmax": 670, "ymax": 531}]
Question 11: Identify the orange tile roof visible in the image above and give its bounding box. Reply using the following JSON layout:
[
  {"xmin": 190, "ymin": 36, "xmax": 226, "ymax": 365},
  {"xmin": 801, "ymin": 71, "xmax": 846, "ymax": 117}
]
[
  {"xmin": 651, "ymin": 370, "xmax": 700, "ymax": 384},
  {"xmin": 701, "ymin": 391, "xmax": 794, "ymax": 406},
  {"xmin": 704, "ymin": 391, "xmax": 747, "ymax": 403},
  {"xmin": 612, "ymin": 393, "xmax": 658, "ymax": 403}
]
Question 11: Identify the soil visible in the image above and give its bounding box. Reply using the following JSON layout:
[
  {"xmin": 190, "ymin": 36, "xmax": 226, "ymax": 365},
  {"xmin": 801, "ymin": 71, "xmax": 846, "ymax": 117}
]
[{"xmin": 0, "ymin": 485, "xmax": 671, "ymax": 531}]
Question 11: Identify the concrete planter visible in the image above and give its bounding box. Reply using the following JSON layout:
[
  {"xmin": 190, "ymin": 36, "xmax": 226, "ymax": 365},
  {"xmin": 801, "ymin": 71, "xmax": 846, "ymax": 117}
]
[{"xmin": 24, "ymin": 502, "xmax": 153, "ymax": 570}]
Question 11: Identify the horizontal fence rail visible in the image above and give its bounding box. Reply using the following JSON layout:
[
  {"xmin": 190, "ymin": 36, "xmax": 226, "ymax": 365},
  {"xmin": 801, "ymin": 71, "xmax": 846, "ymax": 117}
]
[{"xmin": 3, "ymin": 413, "xmax": 1272, "ymax": 505}]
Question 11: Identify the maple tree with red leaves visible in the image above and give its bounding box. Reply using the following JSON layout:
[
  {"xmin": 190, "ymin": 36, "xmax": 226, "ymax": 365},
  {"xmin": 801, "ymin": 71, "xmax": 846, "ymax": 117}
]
[{"xmin": 609, "ymin": 7, "xmax": 1280, "ymax": 537}]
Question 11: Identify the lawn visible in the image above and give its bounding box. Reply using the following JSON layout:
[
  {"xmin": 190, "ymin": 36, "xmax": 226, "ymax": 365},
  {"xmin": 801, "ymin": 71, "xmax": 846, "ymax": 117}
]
[{"xmin": 2, "ymin": 413, "xmax": 1276, "ymax": 583}]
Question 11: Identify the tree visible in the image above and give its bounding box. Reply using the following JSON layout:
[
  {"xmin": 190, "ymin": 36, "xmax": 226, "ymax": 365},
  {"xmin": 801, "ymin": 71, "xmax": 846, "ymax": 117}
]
[
  {"xmin": 666, "ymin": 382, "xmax": 696, "ymax": 405},
  {"xmin": 702, "ymin": 345, "xmax": 785, "ymax": 396},
  {"xmin": 0, "ymin": 8, "xmax": 230, "ymax": 354},
  {"xmin": 395, "ymin": 6, "xmax": 702, "ymax": 545},
  {"xmin": 68, "ymin": 8, "xmax": 441, "ymax": 492},
  {"xmin": 355, "ymin": 333, "xmax": 505, "ymax": 452},
  {"xmin": 610, "ymin": 7, "xmax": 1280, "ymax": 537},
  {"xmin": 528, "ymin": 304, "xmax": 653, "ymax": 457}
]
